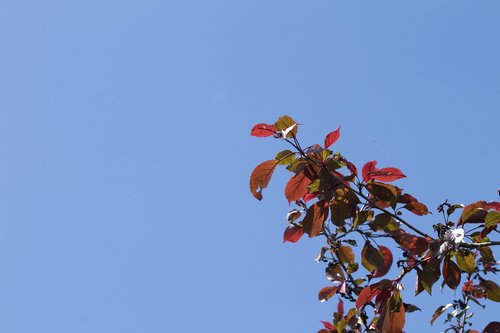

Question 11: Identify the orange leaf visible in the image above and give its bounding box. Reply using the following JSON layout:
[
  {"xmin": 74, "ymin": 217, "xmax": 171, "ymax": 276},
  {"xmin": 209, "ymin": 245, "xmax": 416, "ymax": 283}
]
[
  {"xmin": 285, "ymin": 169, "xmax": 313, "ymax": 203},
  {"xmin": 378, "ymin": 295, "xmax": 405, "ymax": 333},
  {"xmin": 249, "ymin": 160, "xmax": 278, "ymax": 200}
]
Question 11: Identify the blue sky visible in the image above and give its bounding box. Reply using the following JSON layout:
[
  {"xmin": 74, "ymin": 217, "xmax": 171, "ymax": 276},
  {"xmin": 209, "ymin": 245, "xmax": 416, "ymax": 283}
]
[{"xmin": 0, "ymin": 1, "xmax": 499, "ymax": 332}]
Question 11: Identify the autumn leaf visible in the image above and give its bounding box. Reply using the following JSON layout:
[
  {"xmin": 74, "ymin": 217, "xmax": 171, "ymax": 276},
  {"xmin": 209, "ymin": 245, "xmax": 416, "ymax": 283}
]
[
  {"xmin": 283, "ymin": 225, "xmax": 304, "ymax": 243},
  {"xmin": 369, "ymin": 167, "xmax": 406, "ymax": 182},
  {"xmin": 442, "ymin": 258, "xmax": 461, "ymax": 290},
  {"xmin": 302, "ymin": 201, "xmax": 329, "ymax": 237},
  {"xmin": 318, "ymin": 286, "xmax": 339, "ymax": 302},
  {"xmin": 403, "ymin": 201, "xmax": 429, "ymax": 216},
  {"xmin": 249, "ymin": 160, "xmax": 278, "ymax": 200},
  {"xmin": 361, "ymin": 241, "xmax": 385, "ymax": 272},
  {"xmin": 483, "ymin": 321, "xmax": 500, "ymax": 333},
  {"xmin": 274, "ymin": 115, "xmax": 298, "ymax": 138},
  {"xmin": 285, "ymin": 168, "xmax": 314, "ymax": 203},
  {"xmin": 378, "ymin": 292, "xmax": 405, "ymax": 333},
  {"xmin": 485, "ymin": 210, "xmax": 500, "ymax": 228},
  {"xmin": 480, "ymin": 279, "xmax": 500, "ymax": 302},
  {"xmin": 250, "ymin": 123, "xmax": 275, "ymax": 137},
  {"xmin": 371, "ymin": 245, "xmax": 393, "ymax": 278},
  {"xmin": 362, "ymin": 160, "xmax": 378, "ymax": 182},
  {"xmin": 355, "ymin": 280, "xmax": 391, "ymax": 309},
  {"xmin": 324, "ymin": 127, "xmax": 341, "ymax": 148}
]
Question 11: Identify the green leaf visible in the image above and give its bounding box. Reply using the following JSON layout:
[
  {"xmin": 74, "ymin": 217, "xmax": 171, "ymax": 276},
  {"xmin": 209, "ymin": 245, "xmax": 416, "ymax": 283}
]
[
  {"xmin": 275, "ymin": 150, "xmax": 296, "ymax": 165},
  {"xmin": 480, "ymin": 280, "xmax": 500, "ymax": 302},
  {"xmin": 361, "ymin": 241, "xmax": 384, "ymax": 272},
  {"xmin": 485, "ymin": 210, "xmax": 500, "ymax": 228},
  {"xmin": 369, "ymin": 213, "xmax": 399, "ymax": 232},
  {"xmin": 455, "ymin": 250, "xmax": 476, "ymax": 274},
  {"xmin": 353, "ymin": 210, "xmax": 374, "ymax": 228},
  {"xmin": 274, "ymin": 115, "xmax": 298, "ymax": 138}
]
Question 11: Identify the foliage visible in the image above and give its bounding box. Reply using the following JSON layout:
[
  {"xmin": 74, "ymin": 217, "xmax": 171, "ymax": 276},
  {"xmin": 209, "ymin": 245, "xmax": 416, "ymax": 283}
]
[{"xmin": 250, "ymin": 116, "xmax": 499, "ymax": 333}]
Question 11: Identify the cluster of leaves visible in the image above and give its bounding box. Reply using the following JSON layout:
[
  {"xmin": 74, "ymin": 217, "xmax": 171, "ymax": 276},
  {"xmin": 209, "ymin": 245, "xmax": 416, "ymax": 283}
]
[{"xmin": 250, "ymin": 116, "xmax": 499, "ymax": 333}]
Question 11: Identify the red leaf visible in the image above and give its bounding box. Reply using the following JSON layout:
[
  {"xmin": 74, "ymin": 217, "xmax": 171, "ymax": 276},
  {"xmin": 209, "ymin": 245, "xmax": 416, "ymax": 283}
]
[
  {"xmin": 249, "ymin": 160, "xmax": 278, "ymax": 200},
  {"xmin": 324, "ymin": 127, "xmax": 341, "ymax": 148},
  {"xmin": 303, "ymin": 193, "xmax": 318, "ymax": 202},
  {"xmin": 403, "ymin": 201, "xmax": 429, "ymax": 216},
  {"xmin": 347, "ymin": 161, "xmax": 358, "ymax": 176},
  {"xmin": 285, "ymin": 170, "xmax": 313, "ymax": 203},
  {"xmin": 487, "ymin": 201, "xmax": 500, "ymax": 212},
  {"xmin": 283, "ymin": 225, "xmax": 304, "ymax": 243},
  {"xmin": 250, "ymin": 123, "xmax": 275, "ymax": 137},
  {"xmin": 390, "ymin": 229, "xmax": 430, "ymax": 256},
  {"xmin": 371, "ymin": 245, "xmax": 393, "ymax": 278},
  {"xmin": 320, "ymin": 321, "xmax": 333, "ymax": 330},
  {"xmin": 318, "ymin": 286, "xmax": 339, "ymax": 302},
  {"xmin": 337, "ymin": 298, "xmax": 344, "ymax": 317},
  {"xmin": 368, "ymin": 167, "xmax": 406, "ymax": 182},
  {"xmin": 356, "ymin": 282, "xmax": 385, "ymax": 309},
  {"xmin": 362, "ymin": 160, "xmax": 378, "ymax": 182},
  {"xmin": 462, "ymin": 280, "xmax": 474, "ymax": 292}
]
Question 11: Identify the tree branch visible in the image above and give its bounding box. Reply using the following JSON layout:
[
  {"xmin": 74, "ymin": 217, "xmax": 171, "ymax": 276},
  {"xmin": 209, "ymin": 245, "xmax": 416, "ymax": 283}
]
[{"xmin": 458, "ymin": 241, "xmax": 500, "ymax": 249}]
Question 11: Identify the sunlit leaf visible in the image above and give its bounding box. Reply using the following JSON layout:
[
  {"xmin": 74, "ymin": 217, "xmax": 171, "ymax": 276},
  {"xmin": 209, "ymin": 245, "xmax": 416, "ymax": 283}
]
[
  {"xmin": 285, "ymin": 168, "xmax": 314, "ymax": 203},
  {"xmin": 362, "ymin": 160, "xmax": 378, "ymax": 182},
  {"xmin": 355, "ymin": 281, "xmax": 388, "ymax": 309},
  {"xmin": 283, "ymin": 225, "xmax": 304, "ymax": 243},
  {"xmin": 274, "ymin": 115, "xmax": 298, "ymax": 138},
  {"xmin": 369, "ymin": 167, "xmax": 406, "ymax": 183},
  {"xmin": 485, "ymin": 210, "xmax": 500, "ymax": 228},
  {"xmin": 324, "ymin": 127, "xmax": 341, "ymax": 148},
  {"xmin": 455, "ymin": 250, "xmax": 476, "ymax": 274},
  {"xmin": 480, "ymin": 279, "xmax": 500, "ymax": 302},
  {"xmin": 275, "ymin": 150, "xmax": 296, "ymax": 165},
  {"xmin": 378, "ymin": 292, "xmax": 405, "ymax": 333},
  {"xmin": 250, "ymin": 123, "xmax": 275, "ymax": 137},
  {"xmin": 249, "ymin": 160, "xmax": 278, "ymax": 200}
]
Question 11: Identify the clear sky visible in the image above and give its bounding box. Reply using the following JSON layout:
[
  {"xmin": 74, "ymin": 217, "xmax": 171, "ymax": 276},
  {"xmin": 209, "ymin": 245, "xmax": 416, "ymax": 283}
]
[{"xmin": 0, "ymin": 1, "xmax": 499, "ymax": 332}]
